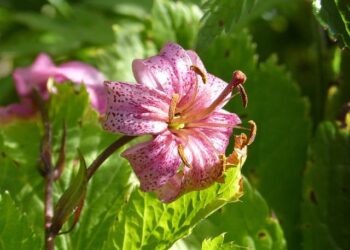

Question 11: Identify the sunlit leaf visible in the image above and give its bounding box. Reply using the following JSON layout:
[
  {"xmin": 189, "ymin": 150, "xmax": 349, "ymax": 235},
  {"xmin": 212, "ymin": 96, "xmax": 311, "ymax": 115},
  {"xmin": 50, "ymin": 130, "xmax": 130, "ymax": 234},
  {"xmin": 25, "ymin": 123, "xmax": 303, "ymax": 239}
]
[
  {"xmin": 188, "ymin": 179, "xmax": 286, "ymax": 250},
  {"xmin": 0, "ymin": 191, "xmax": 41, "ymax": 249},
  {"xmin": 104, "ymin": 167, "xmax": 243, "ymax": 250},
  {"xmin": 151, "ymin": 0, "xmax": 202, "ymax": 48}
]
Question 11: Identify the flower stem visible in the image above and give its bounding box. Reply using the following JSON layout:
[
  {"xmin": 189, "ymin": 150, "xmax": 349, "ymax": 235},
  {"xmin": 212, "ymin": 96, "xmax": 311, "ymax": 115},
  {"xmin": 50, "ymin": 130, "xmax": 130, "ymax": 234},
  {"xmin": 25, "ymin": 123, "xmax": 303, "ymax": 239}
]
[
  {"xmin": 87, "ymin": 136, "xmax": 135, "ymax": 180},
  {"xmin": 32, "ymin": 91, "xmax": 55, "ymax": 250}
]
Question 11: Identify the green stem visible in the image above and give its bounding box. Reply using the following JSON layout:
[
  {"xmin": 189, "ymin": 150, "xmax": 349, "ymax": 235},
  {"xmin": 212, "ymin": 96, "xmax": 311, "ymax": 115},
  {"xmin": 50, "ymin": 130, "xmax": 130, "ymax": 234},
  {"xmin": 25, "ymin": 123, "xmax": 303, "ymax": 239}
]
[{"xmin": 87, "ymin": 136, "xmax": 135, "ymax": 180}]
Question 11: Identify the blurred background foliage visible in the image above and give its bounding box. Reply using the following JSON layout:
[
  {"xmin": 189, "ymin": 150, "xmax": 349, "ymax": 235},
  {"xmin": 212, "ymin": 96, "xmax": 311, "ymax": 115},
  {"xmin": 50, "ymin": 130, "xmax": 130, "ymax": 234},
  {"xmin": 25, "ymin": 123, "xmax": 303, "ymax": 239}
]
[{"xmin": 0, "ymin": 0, "xmax": 349, "ymax": 249}]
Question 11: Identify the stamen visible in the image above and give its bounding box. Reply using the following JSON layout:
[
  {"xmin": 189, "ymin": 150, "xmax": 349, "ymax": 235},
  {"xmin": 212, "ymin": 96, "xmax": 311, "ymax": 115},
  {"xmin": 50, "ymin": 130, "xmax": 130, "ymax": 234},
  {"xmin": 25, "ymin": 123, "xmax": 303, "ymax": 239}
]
[
  {"xmin": 245, "ymin": 120, "xmax": 257, "ymax": 146},
  {"xmin": 168, "ymin": 93, "xmax": 179, "ymax": 122},
  {"xmin": 177, "ymin": 144, "xmax": 191, "ymax": 168},
  {"xmin": 176, "ymin": 65, "xmax": 206, "ymax": 114},
  {"xmin": 190, "ymin": 65, "xmax": 207, "ymax": 84},
  {"xmin": 186, "ymin": 122, "xmax": 240, "ymax": 128},
  {"xmin": 181, "ymin": 70, "xmax": 247, "ymax": 123},
  {"xmin": 237, "ymin": 84, "xmax": 248, "ymax": 108}
]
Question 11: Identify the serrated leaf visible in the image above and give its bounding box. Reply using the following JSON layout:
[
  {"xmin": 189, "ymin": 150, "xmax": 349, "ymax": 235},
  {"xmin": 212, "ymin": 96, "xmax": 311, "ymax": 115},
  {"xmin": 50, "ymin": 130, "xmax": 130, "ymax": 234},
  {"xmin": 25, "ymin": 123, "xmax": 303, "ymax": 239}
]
[
  {"xmin": 199, "ymin": 32, "xmax": 310, "ymax": 249},
  {"xmin": 197, "ymin": 0, "xmax": 285, "ymax": 49},
  {"xmin": 0, "ymin": 191, "xmax": 41, "ymax": 249},
  {"xmin": 189, "ymin": 178, "xmax": 286, "ymax": 250},
  {"xmin": 201, "ymin": 234, "xmax": 239, "ymax": 250},
  {"xmin": 151, "ymin": 0, "xmax": 202, "ymax": 48},
  {"xmin": 301, "ymin": 121, "xmax": 350, "ymax": 249},
  {"xmin": 104, "ymin": 167, "xmax": 242, "ymax": 250},
  {"xmin": 98, "ymin": 26, "xmax": 157, "ymax": 82},
  {"xmin": 313, "ymin": 0, "xmax": 350, "ymax": 49}
]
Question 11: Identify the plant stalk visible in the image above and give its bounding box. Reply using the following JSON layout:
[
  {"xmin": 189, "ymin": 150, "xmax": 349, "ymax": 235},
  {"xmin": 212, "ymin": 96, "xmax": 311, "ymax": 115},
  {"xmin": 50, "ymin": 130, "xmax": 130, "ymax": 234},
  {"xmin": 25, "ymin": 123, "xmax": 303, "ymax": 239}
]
[{"xmin": 87, "ymin": 136, "xmax": 135, "ymax": 180}]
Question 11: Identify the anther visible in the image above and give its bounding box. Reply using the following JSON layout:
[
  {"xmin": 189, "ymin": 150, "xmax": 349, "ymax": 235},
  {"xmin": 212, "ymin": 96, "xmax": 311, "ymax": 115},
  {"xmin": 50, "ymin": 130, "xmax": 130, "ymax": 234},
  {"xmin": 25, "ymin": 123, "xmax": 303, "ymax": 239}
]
[
  {"xmin": 190, "ymin": 65, "xmax": 207, "ymax": 84},
  {"xmin": 237, "ymin": 84, "xmax": 248, "ymax": 108},
  {"xmin": 177, "ymin": 144, "xmax": 191, "ymax": 168},
  {"xmin": 230, "ymin": 70, "xmax": 247, "ymax": 88},
  {"xmin": 246, "ymin": 120, "xmax": 257, "ymax": 146},
  {"xmin": 168, "ymin": 94, "xmax": 180, "ymax": 122}
]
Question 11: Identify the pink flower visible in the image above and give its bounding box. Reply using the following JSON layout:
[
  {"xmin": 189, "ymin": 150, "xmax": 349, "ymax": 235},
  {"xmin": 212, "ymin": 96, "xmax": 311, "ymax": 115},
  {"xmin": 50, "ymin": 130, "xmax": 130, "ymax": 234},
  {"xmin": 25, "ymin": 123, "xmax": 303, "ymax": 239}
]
[
  {"xmin": 104, "ymin": 43, "xmax": 251, "ymax": 202},
  {"xmin": 0, "ymin": 53, "xmax": 106, "ymax": 122}
]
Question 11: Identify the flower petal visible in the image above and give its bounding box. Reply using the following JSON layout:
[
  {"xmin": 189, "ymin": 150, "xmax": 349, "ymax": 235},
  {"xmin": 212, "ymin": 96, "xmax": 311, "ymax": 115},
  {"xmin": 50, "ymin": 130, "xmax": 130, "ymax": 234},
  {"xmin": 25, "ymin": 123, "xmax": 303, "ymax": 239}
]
[
  {"xmin": 13, "ymin": 53, "xmax": 58, "ymax": 97},
  {"xmin": 0, "ymin": 100, "xmax": 34, "ymax": 123},
  {"xmin": 122, "ymin": 132, "xmax": 181, "ymax": 191},
  {"xmin": 56, "ymin": 62, "xmax": 106, "ymax": 113},
  {"xmin": 154, "ymin": 173, "xmax": 183, "ymax": 202},
  {"xmin": 186, "ymin": 73, "xmax": 231, "ymax": 113},
  {"xmin": 192, "ymin": 110, "xmax": 241, "ymax": 153},
  {"xmin": 155, "ymin": 132, "xmax": 224, "ymax": 202},
  {"xmin": 132, "ymin": 56, "xmax": 176, "ymax": 95},
  {"xmin": 103, "ymin": 81, "xmax": 170, "ymax": 135},
  {"xmin": 132, "ymin": 43, "xmax": 196, "ymax": 100},
  {"xmin": 182, "ymin": 132, "xmax": 223, "ymax": 190}
]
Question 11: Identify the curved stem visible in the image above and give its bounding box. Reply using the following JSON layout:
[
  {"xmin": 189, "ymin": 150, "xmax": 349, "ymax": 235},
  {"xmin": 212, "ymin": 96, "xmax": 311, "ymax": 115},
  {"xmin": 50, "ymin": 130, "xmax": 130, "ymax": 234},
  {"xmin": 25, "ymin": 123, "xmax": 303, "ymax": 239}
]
[
  {"xmin": 32, "ymin": 91, "xmax": 55, "ymax": 250},
  {"xmin": 87, "ymin": 136, "xmax": 135, "ymax": 180}
]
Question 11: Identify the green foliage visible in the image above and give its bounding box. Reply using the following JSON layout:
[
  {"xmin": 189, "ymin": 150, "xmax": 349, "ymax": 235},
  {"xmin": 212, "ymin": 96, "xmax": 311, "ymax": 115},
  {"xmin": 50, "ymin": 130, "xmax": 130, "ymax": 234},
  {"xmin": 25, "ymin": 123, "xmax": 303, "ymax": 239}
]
[
  {"xmin": 0, "ymin": 191, "xmax": 41, "ymax": 250},
  {"xmin": 151, "ymin": 0, "xmax": 202, "ymax": 48},
  {"xmin": 199, "ymin": 31, "xmax": 311, "ymax": 249},
  {"xmin": 52, "ymin": 152, "xmax": 87, "ymax": 234},
  {"xmin": 325, "ymin": 50, "xmax": 350, "ymax": 120},
  {"xmin": 103, "ymin": 167, "xmax": 242, "ymax": 250},
  {"xmin": 197, "ymin": 0, "xmax": 285, "ymax": 50},
  {"xmin": 301, "ymin": 121, "xmax": 350, "ymax": 249},
  {"xmin": 0, "ymin": 84, "xmax": 132, "ymax": 249},
  {"xmin": 184, "ymin": 179, "xmax": 286, "ymax": 250},
  {"xmin": 201, "ymin": 234, "xmax": 238, "ymax": 250},
  {"xmin": 313, "ymin": 0, "xmax": 350, "ymax": 49}
]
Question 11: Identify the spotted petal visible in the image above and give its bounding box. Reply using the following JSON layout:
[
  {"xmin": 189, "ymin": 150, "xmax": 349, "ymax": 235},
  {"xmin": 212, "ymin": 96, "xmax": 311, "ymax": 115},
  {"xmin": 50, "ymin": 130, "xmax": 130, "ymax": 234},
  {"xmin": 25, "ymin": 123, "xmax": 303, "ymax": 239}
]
[
  {"xmin": 132, "ymin": 43, "xmax": 196, "ymax": 100},
  {"xmin": 192, "ymin": 110, "xmax": 241, "ymax": 153},
  {"xmin": 122, "ymin": 132, "xmax": 181, "ymax": 191},
  {"xmin": 103, "ymin": 81, "xmax": 171, "ymax": 135}
]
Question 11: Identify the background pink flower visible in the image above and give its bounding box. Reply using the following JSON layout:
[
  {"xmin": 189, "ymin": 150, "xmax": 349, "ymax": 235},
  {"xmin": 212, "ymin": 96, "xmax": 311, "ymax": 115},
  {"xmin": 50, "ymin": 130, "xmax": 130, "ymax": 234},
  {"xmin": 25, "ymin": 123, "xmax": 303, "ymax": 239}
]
[{"xmin": 0, "ymin": 53, "xmax": 106, "ymax": 122}]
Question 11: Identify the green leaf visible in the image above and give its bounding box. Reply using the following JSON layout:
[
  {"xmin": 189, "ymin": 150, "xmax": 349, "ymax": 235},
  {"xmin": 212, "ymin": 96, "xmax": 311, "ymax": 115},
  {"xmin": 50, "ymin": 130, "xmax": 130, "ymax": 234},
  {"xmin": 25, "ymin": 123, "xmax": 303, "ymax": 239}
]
[
  {"xmin": 103, "ymin": 167, "xmax": 243, "ymax": 250},
  {"xmin": 301, "ymin": 121, "xmax": 350, "ymax": 249},
  {"xmin": 313, "ymin": 0, "xmax": 350, "ymax": 49},
  {"xmin": 197, "ymin": 0, "xmax": 284, "ymax": 49},
  {"xmin": 199, "ymin": 31, "xmax": 311, "ymax": 249},
  {"xmin": 189, "ymin": 178, "xmax": 286, "ymax": 250},
  {"xmin": 325, "ymin": 49, "xmax": 350, "ymax": 120},
  {"xmin": 0, "ymin": 191, "xmax": 41, "ymax": 249},
  {"xmin": 52, "ymin": 152, "xmax": 88, "ymax": 234},
  {"xmin": 84, "ymin": 0, "xmax": 153, "ymax": 20},
  {"xmin": 201, "ymin": 234, "xmax": 239, "ymax": 250},
  {"xmin": 150, "ymin": 0, "xmax": 202, "ymax": 48},
  {"xmin": 0, "ymin": 83, "xmax": 133, "ymax": 249},
  {"xmin": 98, "ymin": 25, "xmax": 157, "ymax": 82}
]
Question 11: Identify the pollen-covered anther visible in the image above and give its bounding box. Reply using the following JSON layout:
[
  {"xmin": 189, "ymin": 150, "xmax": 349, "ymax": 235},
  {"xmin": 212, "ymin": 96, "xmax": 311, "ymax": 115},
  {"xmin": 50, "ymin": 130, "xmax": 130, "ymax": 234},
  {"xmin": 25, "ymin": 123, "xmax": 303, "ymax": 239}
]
[
  {"xmin": 230, "ymin": 70, "xmax": 247, "ymax": 88},
  {"xmin": 237, "ymin": 84, "xmax": 248, "ymax": 108},
  {"xmin": 177, "ymin": 144, "xmax": 191, "ymax": 168},
  {"xmin": 246, "ymin": 120, "xmax": 257, "ymax": 146},
  {"xmin": 168, "ymin": 93, "xmax": 180, "ymax": 122},
  {"xmin": 190, "ymin": 65, "xmax": 207, "ymax": 84}
]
